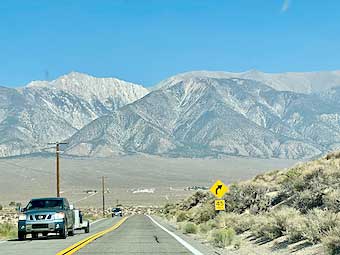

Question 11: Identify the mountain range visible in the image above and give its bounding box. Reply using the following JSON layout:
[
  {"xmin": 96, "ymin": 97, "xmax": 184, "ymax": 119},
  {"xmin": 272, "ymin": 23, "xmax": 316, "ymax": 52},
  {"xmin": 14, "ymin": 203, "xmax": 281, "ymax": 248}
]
[{"xmin": 1, "ymin": 70, "xmax": 340, "ymax": 159}]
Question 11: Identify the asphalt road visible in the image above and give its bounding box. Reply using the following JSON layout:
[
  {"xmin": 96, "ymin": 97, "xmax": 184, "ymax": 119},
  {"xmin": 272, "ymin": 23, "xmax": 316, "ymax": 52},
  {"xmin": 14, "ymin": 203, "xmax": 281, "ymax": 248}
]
[
  {"xmin": 76, "ymin": 215, "xmax": 194, "ymax": 255},
  {"xmin": 0, "ymin": 215, "xmax": 207, "ymax": 255},
  {"xmin": 0, "ymin": 217, "xmax": 121, "ymax": 255}
]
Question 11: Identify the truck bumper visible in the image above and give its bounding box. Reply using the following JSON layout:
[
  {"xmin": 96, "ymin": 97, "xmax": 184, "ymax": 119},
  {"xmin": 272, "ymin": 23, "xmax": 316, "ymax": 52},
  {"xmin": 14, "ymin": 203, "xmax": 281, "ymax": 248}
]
[{"xmin": 18, "ymin": 220, "xmax": 65, "ymax": 234}]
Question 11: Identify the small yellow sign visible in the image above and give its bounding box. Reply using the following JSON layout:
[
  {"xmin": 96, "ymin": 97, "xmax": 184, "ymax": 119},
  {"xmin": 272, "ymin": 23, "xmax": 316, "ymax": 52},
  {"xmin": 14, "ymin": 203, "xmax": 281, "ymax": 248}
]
[
  {"xmin": 215, "ymin": 200, "xmax": 225, "ymax": 211},
  {"xmin": 210, "ymin": 180, "xmax": 229, "ymax": 199}
]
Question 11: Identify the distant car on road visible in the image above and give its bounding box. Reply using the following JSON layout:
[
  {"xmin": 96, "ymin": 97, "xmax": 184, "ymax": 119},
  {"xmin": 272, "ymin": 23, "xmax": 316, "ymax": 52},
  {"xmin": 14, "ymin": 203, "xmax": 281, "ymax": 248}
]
[
  {"xmin": 111, "ymin": 207, "xmax": 123, "ymax": 217},
  {"xmin": 18, "ymin": 197, "xmax": 75, "ymax": 240}
]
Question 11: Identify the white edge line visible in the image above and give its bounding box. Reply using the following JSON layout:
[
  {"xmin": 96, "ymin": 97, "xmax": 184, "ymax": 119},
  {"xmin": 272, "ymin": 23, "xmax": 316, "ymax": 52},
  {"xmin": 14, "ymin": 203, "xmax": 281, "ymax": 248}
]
[
  {"xmin": 147, "ymin": 215, "xmax": 203, "ymax": 255},
  {"xmin": 90, "ymin": 218, "xmax": 105, "ymax": 226},
  {"xmin": 0, "ymin": 240, "xmax": 7, "ymax": 244}
]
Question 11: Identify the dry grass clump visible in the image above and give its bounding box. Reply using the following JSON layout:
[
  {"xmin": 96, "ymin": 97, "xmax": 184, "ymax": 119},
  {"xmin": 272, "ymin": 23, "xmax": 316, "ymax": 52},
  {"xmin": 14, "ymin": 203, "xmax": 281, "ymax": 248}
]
[
  {"xmin": 182, "ymin": 222, "xmax": 198, "ymax": 234},
  {"xmin": 0, "ymin": 222, "xmax": 16, "ymax": 239},
  {"xmin": 321, "ymin": 226, "xmax": 340, "ymax": 255},
  {"xmin": 209, "ymin": 228, "xmax": 236, "ymax": 248}
]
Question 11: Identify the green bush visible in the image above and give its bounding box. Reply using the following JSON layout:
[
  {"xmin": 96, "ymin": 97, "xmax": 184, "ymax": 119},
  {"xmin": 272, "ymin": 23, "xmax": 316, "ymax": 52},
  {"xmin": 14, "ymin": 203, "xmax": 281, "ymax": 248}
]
[
  {"xmin": 302, "ymin": 209, "xmax": 339, "ymax": 244},
  {"xmin": 225, "ymin": 183, "xmax": 271, "ymax": 214},
  {"xmin": 8, "ymin": 201, "xmax": 16, "ymax": 207},
  {"xmin": 210, "ymin": 228, "xmax": 236, "ymax": 248},
  {"xmin": 0, "ymin": 204, "xmax": 3, "ymax": 210},
  {"xmin": 251, "ymin": 215, "xmax": 281, "ymax": 240},
  {"xmin": 322, "ymin": 226, "xmax": 340, "ymax": 255},
  {"xmin": 323, "ymin": 189, "xmax": 340, "ymax": 213},
  {"xmin": 176, "ymin": 212, "xmax": 188, "ymax": 222},
  {"xmin": 215, "ymin": 212, "xmax": 254, "ymax": 233},
  {"xmin": 183, "ymin": 222, "xmax": 198, "ymax": 234},
  {"xmin": 285, "ymin": 213, "xmax": 307, "ymax": 243},
  {"xmin": 251, "ymin": 208, "xmax": 300, "ymax": 240},
  {"xmin": 0, "ymin": 223, "xmax": 16, "ymax": 239},
  {"xmin": 293, "ymin": 189, "xmax": 324, "ymax": 213},
  {"xmin": 192, "ymin": 204, "xmax": 215, "ymax": 224}
]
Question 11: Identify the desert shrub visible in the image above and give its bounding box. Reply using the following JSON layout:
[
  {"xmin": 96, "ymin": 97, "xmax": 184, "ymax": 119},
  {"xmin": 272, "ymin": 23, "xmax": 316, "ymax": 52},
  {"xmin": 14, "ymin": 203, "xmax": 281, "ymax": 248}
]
[
  {"xmin": 0, "ymin": 222, "xmax": 16, "ymax": 239},
  {"xmin": 179, "ymin": 191, "xmax": 211, "ymax": 211},
  {"xmin": 210, "ymin": 228, "xmax": 236, "ymax": 248},
  {"xmin": 285, "ymin": 213, "xmax": 307, "ymax": 243},
  {"xmin": 192, "ymin": 204, "xmax": 215, "ymax": 224},
  {"xmin": 325, "ymin": 151, "xmax": 340, "ymax": 160},
  {"xmin": 293, "ymin": 189, "xmax": 324, "ymax": 213},
  {"xmin": 251, "ymin": 214, "xmax": 281, "ymax": 240},
  {"xmin": 207, "ymin": 219, "xmax": 218, "ymax": 229},
  {"xmin": 323, "ymin": 189, "xmax": 340, "ymax": 213},
  {"xmin": 215, "ymin": 212, "xmax": 254, "ymax": 233},
  {"xmin": 198, "ymin": 222, "xmax": 210, "ymax": 234},
  {"xmin": 176, "ymin": 211, "xmax": 188, "ymax": 222},
  {"xmin": 322, "ymin": 226, "xmax": 340, "ymax": 255},
  {"xmin": 163, "ymin": 203, "xmax": 176, "ymax": 215},
  {"xmin": 225, "ymin": 183, "xmax": 271, "ymax": 213},
  {"xmin": 8, "ymin": 201, "xmax": 15, "ymax": 207},
  {"xmin": 0, "ymin": 204, "xmax": 3, "ymax": 210},
  {"xmin": 183, "ymin": 222, "xmax": 198, "ymax": 234},
  {"xmin": 251, "ymin": 207, "xmax": 300, "ymax": 240},
  {"xmin": 302, "ymin": 209, "xmax": 340, "ymax": 244}
]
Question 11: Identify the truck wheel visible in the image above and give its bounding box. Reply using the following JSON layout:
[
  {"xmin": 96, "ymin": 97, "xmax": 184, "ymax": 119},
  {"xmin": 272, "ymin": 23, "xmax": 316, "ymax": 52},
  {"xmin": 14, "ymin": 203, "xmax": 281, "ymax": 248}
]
[
  {"xmin": 18, "ymin": 232, "xmax": 26, "ymax": 241},
  {"xmin": 32, "ymin": 233, "xmax": 38, "ymax": 239},
  {"xmin": 60, "ymin": 222, "xmax": 68, "ymax": 239},
  {"xmin": 68, "ymin": 226, "xmax": 75, "ymax": 236},
  {"xmin": 85, "ymin": 222, "xmax": 90, "ymax": 233}
]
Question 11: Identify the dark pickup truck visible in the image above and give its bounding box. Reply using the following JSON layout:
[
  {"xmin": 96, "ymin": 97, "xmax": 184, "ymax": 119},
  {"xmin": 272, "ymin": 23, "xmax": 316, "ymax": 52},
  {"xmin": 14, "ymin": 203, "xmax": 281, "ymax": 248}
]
[{"xmin": 18, "ymin": 197, "xmax": 75, "ymax": 240}]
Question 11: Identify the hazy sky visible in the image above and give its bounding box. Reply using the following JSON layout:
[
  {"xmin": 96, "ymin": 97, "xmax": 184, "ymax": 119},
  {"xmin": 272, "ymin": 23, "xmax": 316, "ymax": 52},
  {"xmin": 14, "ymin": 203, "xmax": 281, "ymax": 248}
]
[{"xmin": 0, "ymin": 0, "xmax": 339, "ymax": 87}]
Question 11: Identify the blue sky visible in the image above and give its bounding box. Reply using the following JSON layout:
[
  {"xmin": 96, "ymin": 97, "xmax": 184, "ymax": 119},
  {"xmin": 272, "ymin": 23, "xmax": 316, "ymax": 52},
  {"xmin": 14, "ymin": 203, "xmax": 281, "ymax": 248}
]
[{"xmin": 0, "ymin": 0, "xmax": 339, "ymax": 87}]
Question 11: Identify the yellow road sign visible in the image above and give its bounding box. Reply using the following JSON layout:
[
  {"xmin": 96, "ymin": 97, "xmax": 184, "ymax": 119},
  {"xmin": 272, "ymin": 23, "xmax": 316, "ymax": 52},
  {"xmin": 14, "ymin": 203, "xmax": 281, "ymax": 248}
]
[
  {"xmin": 210, "ymin": 180, "xmax": 229, "ymax": 199},
  {"xmin": 215, "ymin": 199, "xmax": 225, "ymax": 211}
]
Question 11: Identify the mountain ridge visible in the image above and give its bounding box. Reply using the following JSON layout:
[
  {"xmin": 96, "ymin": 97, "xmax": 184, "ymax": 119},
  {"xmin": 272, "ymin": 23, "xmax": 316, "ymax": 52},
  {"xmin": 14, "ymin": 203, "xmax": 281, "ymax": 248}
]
[
  {"xmin": 157, "ymin": 70, "xmax": 340, "ymax": 94},
  {"xmin": 1, "ymin": 70, "xmax": 340, "ymax": 159}
]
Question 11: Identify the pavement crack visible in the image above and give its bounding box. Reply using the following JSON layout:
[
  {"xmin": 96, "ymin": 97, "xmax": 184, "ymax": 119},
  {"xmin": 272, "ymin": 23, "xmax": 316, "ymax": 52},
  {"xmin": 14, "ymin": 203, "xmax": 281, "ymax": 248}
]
[{"xmin": 153, "ymin": 235, "xmax": 160, "ymax": 243}]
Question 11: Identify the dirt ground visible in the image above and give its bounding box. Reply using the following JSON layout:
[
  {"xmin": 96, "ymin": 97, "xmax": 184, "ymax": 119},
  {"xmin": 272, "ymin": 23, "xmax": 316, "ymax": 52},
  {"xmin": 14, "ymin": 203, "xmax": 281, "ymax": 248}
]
[{"xmin": 0, "ymin": 155, "xmax": 297, "ymax": 208}]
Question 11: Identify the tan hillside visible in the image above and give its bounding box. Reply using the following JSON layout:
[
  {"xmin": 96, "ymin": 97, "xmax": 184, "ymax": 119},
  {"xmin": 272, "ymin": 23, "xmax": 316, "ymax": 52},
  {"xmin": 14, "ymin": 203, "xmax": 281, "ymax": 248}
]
[{"xmin": 161, "ymin": 152, "xmax": 340, "ymax": 255}]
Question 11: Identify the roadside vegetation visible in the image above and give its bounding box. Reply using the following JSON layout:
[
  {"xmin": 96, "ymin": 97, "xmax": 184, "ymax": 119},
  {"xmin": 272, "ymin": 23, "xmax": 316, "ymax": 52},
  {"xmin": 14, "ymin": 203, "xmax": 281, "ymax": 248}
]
[
  {"xmin": 0, "ymin": 222, "xmax": 16, "ymax": 240},
  {"xmin": 161, "ymin": 151, "xmax": 340, "ymax": 254}
]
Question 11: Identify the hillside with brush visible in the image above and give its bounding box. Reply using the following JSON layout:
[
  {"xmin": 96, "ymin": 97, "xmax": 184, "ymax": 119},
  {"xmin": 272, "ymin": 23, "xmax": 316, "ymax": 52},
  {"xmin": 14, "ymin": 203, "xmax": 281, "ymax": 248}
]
[{"xmin": 161, "ymin": 152, "xmax": 340, "ymax": 255}]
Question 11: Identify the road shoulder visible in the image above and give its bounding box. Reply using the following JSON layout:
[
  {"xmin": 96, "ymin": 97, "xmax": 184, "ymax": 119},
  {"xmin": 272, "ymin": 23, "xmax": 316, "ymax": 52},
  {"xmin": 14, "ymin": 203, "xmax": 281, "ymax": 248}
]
[{"xmin": 151, "ymin": 215, "xmax": 218, "ymax": 255}]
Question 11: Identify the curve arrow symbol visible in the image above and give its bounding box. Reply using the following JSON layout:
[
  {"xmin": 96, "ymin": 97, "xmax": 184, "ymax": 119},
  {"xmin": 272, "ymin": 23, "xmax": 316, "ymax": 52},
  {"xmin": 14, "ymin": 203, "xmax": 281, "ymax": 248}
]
[{"xmin": 215, "ymin": 185, "xmax": 223, "ymax": 195}]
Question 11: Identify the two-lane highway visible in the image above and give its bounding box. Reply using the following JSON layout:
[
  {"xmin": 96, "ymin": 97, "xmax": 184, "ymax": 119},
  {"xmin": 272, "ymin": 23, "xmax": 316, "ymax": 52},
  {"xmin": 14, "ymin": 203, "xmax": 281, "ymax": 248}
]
[
  {"xmin": 0, "ymin": 215, "xmax": 208, "ymax": 255},
  {"xmin": 75, "ymin": 215, "xmax": 197, "ymax": 254}
]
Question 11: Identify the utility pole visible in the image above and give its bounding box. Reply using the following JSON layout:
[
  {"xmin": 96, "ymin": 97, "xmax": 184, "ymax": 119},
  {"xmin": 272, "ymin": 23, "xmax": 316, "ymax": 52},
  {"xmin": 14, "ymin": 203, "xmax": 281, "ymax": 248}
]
[
  {"xmin": 101, "ymin": 176, "xmax": 107, "ymax": 217},
  {"xmin": 48, "ymin": 142, "xmax": 68, "ymax": 197}
]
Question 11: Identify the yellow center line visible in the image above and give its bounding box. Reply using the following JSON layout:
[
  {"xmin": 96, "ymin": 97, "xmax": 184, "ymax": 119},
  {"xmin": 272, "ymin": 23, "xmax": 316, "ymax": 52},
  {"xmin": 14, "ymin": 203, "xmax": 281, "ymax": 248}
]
[{"xmin": 56, "ymin": 217, "xmax": 128, "ymax": 255}]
